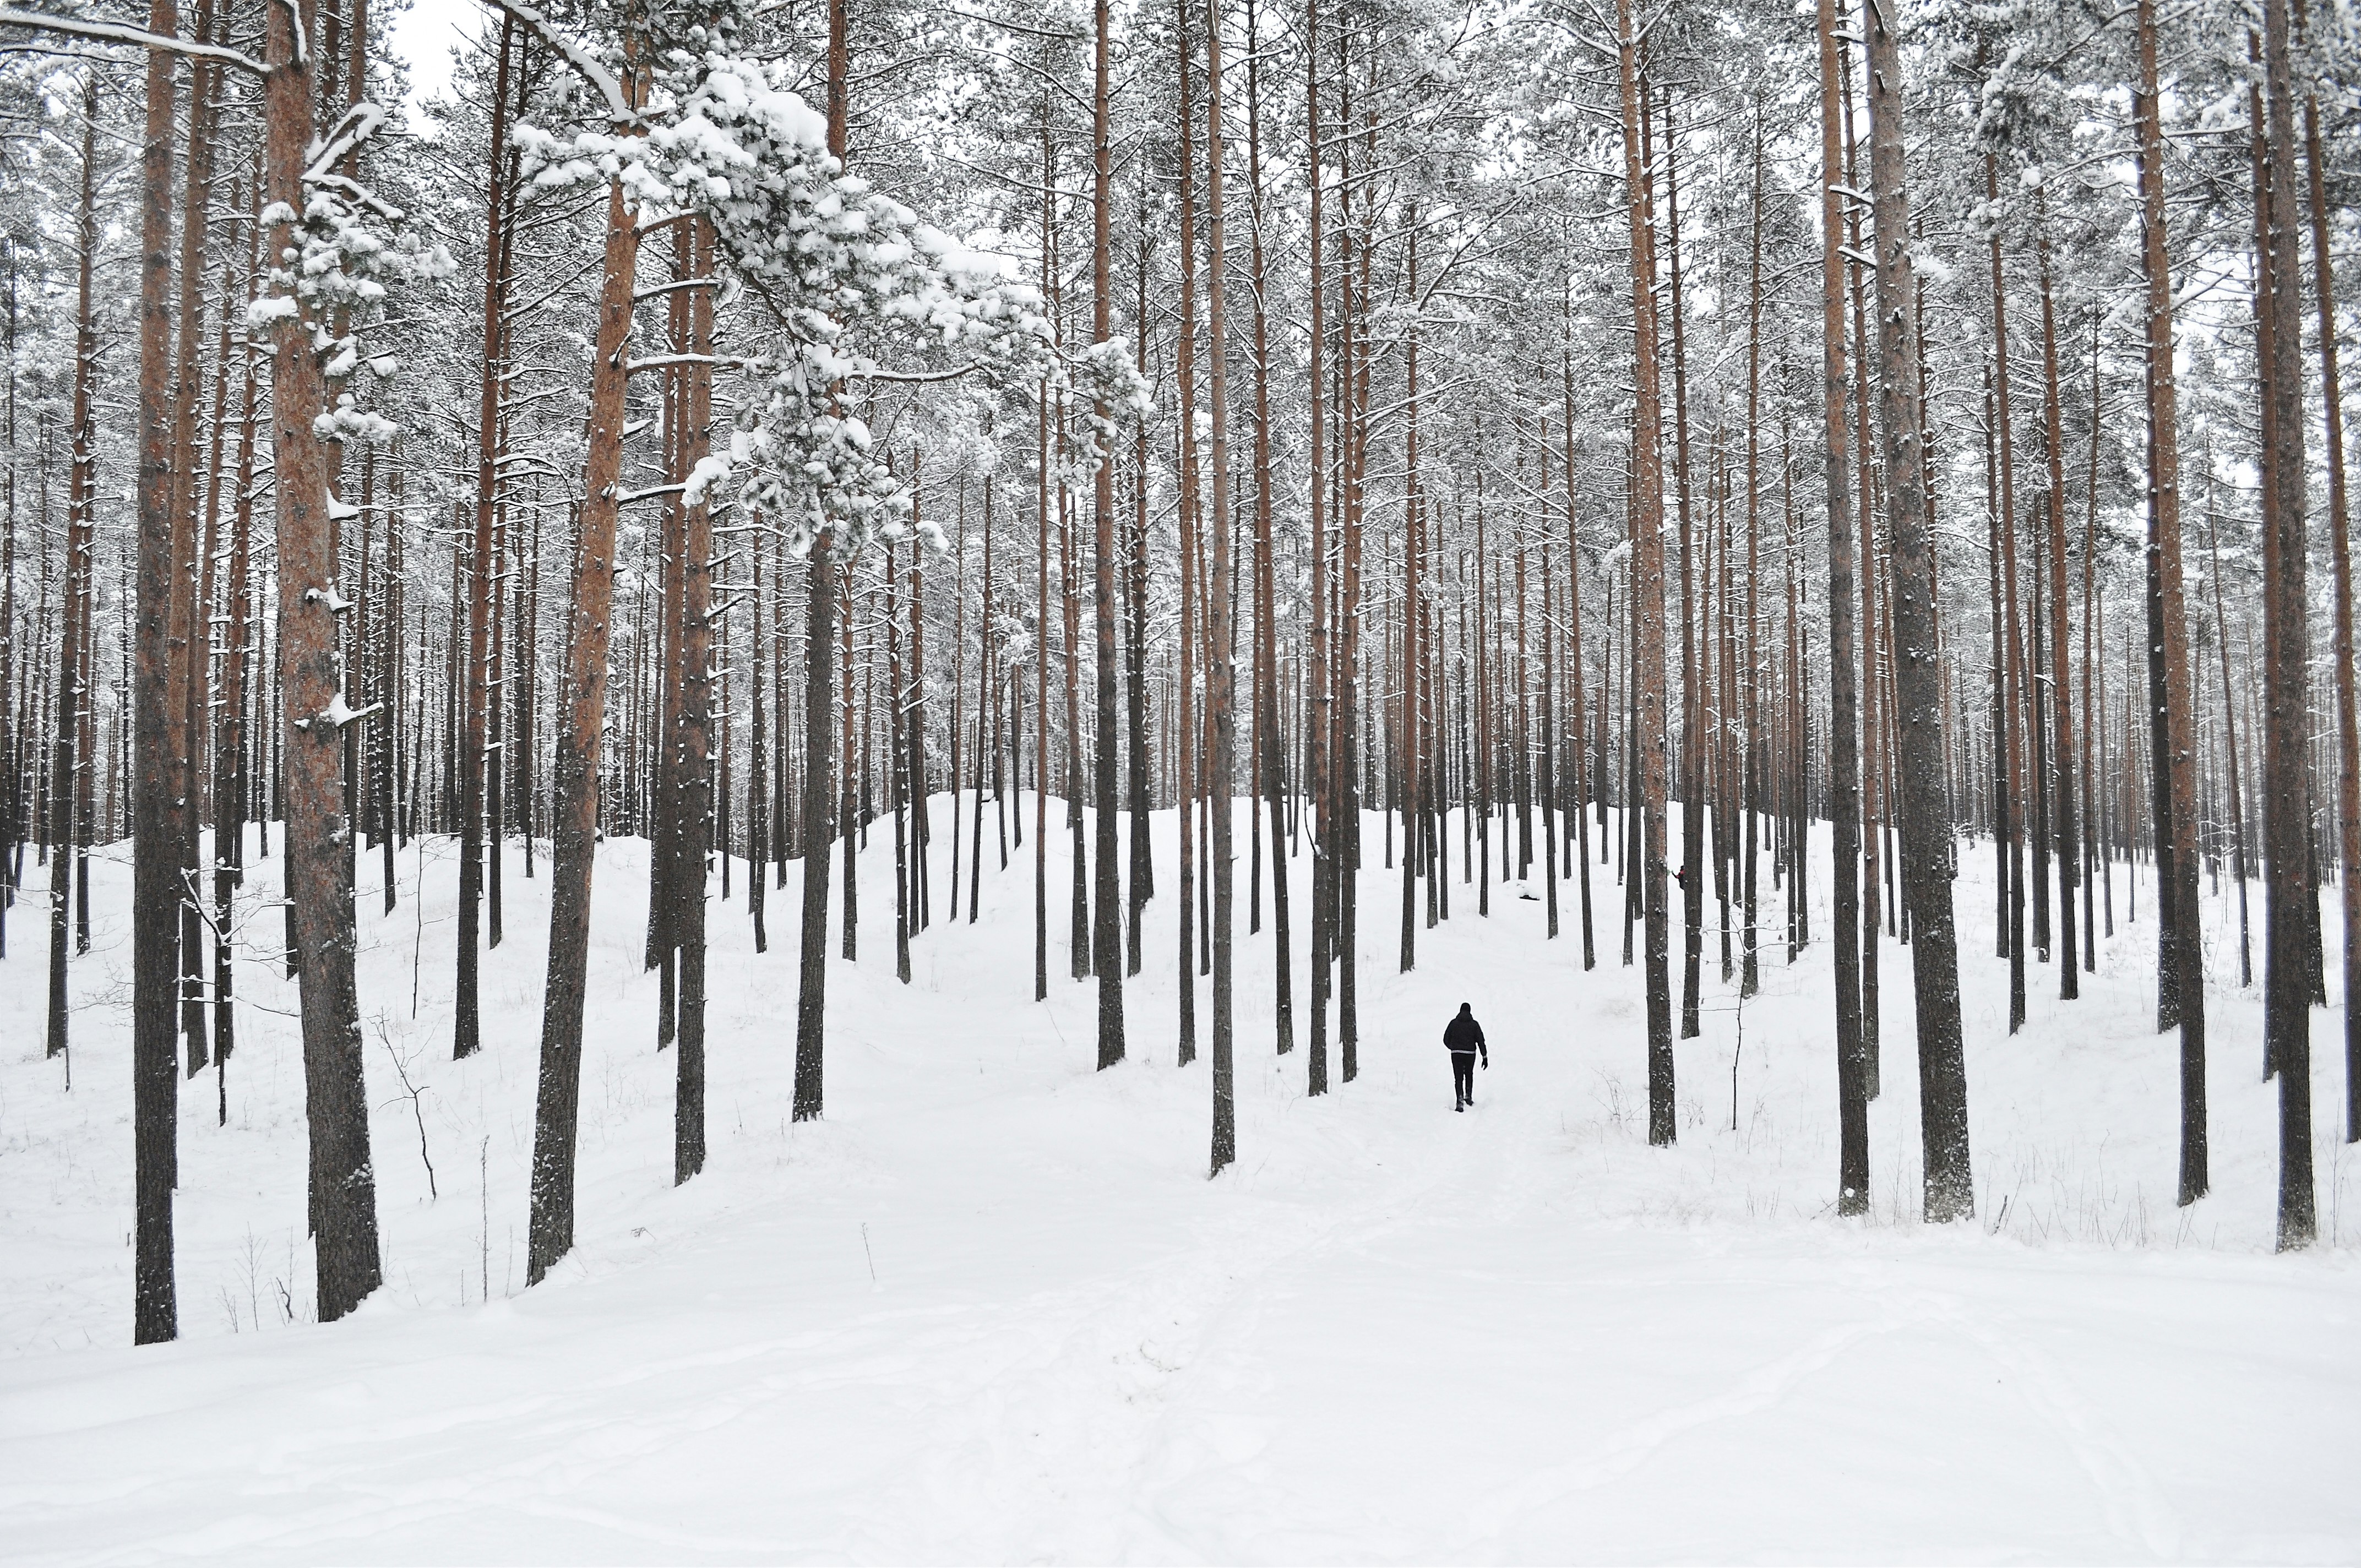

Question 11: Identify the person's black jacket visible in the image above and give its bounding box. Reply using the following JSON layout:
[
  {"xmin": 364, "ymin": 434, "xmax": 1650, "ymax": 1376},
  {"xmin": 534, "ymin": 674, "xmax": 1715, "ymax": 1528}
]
[{"xmin": 1443, "ymin": 1010, "xmax": 1486, "ymax": 1057}]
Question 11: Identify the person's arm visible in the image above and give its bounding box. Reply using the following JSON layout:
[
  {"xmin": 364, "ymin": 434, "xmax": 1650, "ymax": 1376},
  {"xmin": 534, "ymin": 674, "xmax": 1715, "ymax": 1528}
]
[{"xmin": 1477, "ymin": 1023, "xmax": 1487, "ymax": 1066}]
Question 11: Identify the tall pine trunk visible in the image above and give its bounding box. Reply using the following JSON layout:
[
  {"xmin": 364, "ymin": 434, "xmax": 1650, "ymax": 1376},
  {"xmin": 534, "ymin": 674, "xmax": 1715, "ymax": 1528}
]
[
  {"xmin": 1617, "ymin": 0, "xmax": 1674, "ymax": 1147},
  {"xmin": 130, "ymin": 3, "xmax": 185, "ymax": 1344},
  {"xmin": 1245, "ymin": 13, "xmax": 1291, "ymax": 1053},
  {"xmin": 1662, "ymin": 89, "xmax": 1702, "ymax": 1043},
  {"xmin": 2256, "ymin": 0, "xmax": 2314, "ymax": 1247},
  {"xmin": 1865, "ymin": 0, "xmax": 1971, "ymax": 1221},
  {"xmin": 455, "ymin": 18, "xmax": 514, "ymax": 1061},
  {"xmin": 1564, "ymin": 343, "xmax": 1596, "ymax": 970},
  {"xmin": 1303, "ymin": 0, "xmax": 1329, "ymax": 1092},
  {"xmin": 265, "ymin": 0, "xmax": 380, "ymax": 1319},
  {"xmin": 48, "ymin": 85, "xmax": 97, "ymax": 1068},
  {"xmin": 672, "ymin": 218, "xmax": 714, "ymax": 1181},
  {"xmin": 529, "ymin": 47, "xmax": 647, "ymax": 1277},
  {"xmin": 1816, "ymin": 0, "xmax": 1867, "ymax": 1206},
  {"xmin": 2291, "ymin": 0, "xmax": 2357, "ymax": 1146},
  {"xmin": 2134, "ymin": 0, "xmax": 2206, "ymax": 1206},
  {"xmin": 1739, "ymin": 124, "xmax": 1764, "ymax": 999},
  {"xmin": 172, "ymin": 13, "xmax": 218, "ymax": 1079},
  {"xmin": 2035, "ymin": 207, "xmax": 2080, "ymax": 997},
  {"xmin": 1174, "ymin": 0, "xmax": 1200, "ymax": 1066},
  {"xmin": 793, "ymin": 0, "xmax": 852, "ymax": 1122},
  {"xmin": 1989, "ymin": 157, "xmax": 2030, "ymax": 1035},
  {"xmin": 1206, "ymin": 0, "xmax": 1238, "ymax": 1173},
  {"xmin": 1090, "ymin": 0, "xmax": 1126, "ymax": 1066}
]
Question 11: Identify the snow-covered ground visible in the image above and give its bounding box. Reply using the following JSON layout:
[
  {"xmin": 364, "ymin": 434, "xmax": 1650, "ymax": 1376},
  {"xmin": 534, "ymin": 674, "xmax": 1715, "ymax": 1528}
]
[{"xmin": 3, "ymin": 802, "xmax": 2357, "ymax": 1562}]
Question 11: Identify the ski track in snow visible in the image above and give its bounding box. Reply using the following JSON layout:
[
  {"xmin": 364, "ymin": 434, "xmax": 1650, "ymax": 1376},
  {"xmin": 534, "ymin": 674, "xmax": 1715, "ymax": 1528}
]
[{"xmin": 2, "ymin": 802, "xmax": 2358, "ymax": 1564}]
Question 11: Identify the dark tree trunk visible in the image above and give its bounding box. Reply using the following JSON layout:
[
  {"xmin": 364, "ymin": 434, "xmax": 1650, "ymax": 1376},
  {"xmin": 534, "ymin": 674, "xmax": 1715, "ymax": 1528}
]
[
  {"xmin": 795, "ymin": 522, "xmax": 837, "ymax": 1118},
  {"xmin": 907, "ymin": 484, "xmax": 929, "ymax": 934},
  {"xmin": 1865, "ymin": 0, "xmax": 1971, "ymax": 1221},
  {"xmin": 215, "ymin": 236, "xmax": 258, "ymax": 1113},
  {"xmin": 1245, "ymin": 14, "xmax": 1291, "ymax": 1054},
  {"xmin": 172, "ymin": 10, "xmax": 219, "ymax": 1080},
  {"xmin": 1336, "ymin": 47, "xmax": 1365, "ymax": 1079},
  {"xmin": 1174, "ymin": 0, "xmax": 1200, "ymax": 1066},
  {"xmin": 1398, "ymin": 220, "xmax": 1422, "ymax": 977},
  {"xmin": 748, "ymin": 509, "xmax": 769, "ymax": 952},
  {"xmin": 455, "ymin": 15, "xmax": 513, "ymax": 1062},
  {"xmin": 2256, "ymin": 0, "xmax": 2314, "ymax": 1247},
  {"xmin": 1126, "ymin": 192, "xmax": 1154, "ymax": 976},
  {"xmin": 1035, "ymin": 377, "xmax": 1049, "ymax": 1003},
  {"xmin": 48, "ymin": 85, "xmax": 97, "ymax": 1068},
  {"xmin": 1617, "ymin": 0, "xmax": 1674, "ymax": 1148},
  {"xmin": 1816, "ymin": 0, "xmax": 1867, "ymax": 1207},
  {"xmin": 1564, "ymin": 347, "xmax": 1596, "ymax": 971},
  {"xmin": 1840, "ymin": 61, "xmax": 1881, "ymax": 1083},
  {"xmin": 793, "ymin": 6, "xmax": 852, "ymax": 1123},
  {"xmin": 673, "ymin": 217, "xmax": 714, "ymax": 1182},
  {"xmin": 1662, "ymin": 87, "xmax": 1702, "ymax": 1043},
  {"xmin": 528, "ymin": 52, "xmax": 646, "ymax": 1280},
  {"xmin": 1303, "ymin": 0, "xmax": 1329, "ymax": 1092},
  {"xmin": 265, "ymin": 0, "xmax": 380, "ymax": 1320},
  {"xmin": 2301, "ymin": 7, "xmax": 2360, "ymax": 1145},
  {"xmin": 129, "ymin": 0, "xmax": 186, "ymax": 1346},
  {"xmin": 2035, "ymin": 209, "xmax": 2080, "ymax": 997},
  {"xmin": 1206, "ymin": 0, "xmax": 1238, "ymax": 1173},
  {"xmin": 1739, "ymin": 124, "xmax": 1763, "ymax": 999},
  {"xmin": 1090, "ymin": 0, "xmax": 1125, "ymax": 1067},
  {"xmin": 2134, "ymin": 0, "xmax": 2207, "ymax": 1205}
]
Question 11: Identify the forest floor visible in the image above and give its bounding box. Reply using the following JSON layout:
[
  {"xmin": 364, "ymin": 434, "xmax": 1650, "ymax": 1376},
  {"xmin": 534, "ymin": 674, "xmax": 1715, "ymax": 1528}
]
[{"xmin": 2, "ymin": 803, "xmax": 2358, "ymax": 1563}]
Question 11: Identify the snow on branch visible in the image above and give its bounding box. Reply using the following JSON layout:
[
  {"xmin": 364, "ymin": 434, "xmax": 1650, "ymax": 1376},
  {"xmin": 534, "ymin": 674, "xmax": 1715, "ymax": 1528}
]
[
  {"xmin": 1058, "ymin": 337, "xmax": 1154, "ymax": 490},
  {"xmin": 499, "ymin": 17, "xmax": 1139, "ymax": 558},
  {"xmin": 0, "ymin": 4, "xmax": 264, "ymax": 72},
  {"xmin": 597, "ymin": 36, "xmax": 1071, "ymax": 554},
  {"xmin": 475, "ymin": 0, "xmax": 632, "ymax": 126},
  {"xmin": 627, "ymin": 352, "xmax": 746, "ymax": 376},
  {"xmin": 251, "ymin": 114, "xmax": 455, "ymax": 450},
  {"xmin": 295, "ymin": 692, "xmax": 382, "ymax": 733},
  {"xmin": 307, "ymin": 101, "xmax": 389, "ymax": 181}
]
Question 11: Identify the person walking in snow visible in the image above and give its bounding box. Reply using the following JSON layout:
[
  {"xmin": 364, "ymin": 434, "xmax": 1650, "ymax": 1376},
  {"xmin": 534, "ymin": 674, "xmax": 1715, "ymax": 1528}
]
[{"xmin": 1444, "ymin": 1003, "xmax": 1487, "ymax": 1111}]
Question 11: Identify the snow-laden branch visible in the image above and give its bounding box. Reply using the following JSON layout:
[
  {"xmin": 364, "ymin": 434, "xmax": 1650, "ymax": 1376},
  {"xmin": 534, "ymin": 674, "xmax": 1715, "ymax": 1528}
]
[
  {"xmin": 627, "ymin": 352, "xmax": 746, "ymax": 376},
  {"xmin": 252, "ymin": 113, "xmax": 455, "ymax": 450},
  {"xmin": 294, "ymin": 692, "xmax": 382, "ymax": 733},
  {"xmin": 1059, "ymin": 337, "xmax": 1154, "ymax": 491},
  {"xmin": 474, "ymin": 0, "xmax": 631, "ymax": 126},
  {"xmin": 510, "ymin": 34, "xmax": 1064, "ymax": 558},
  {"xmin": 0, "ymin": 4, "xmax": 264, "ymax": 72},
  {"xmin": 499, "ymin": 17, "xmax": 1151, "ymax": 562},
  {"xmin": 307, "ymin": 101, "xmax": 388, "ymax": 181}
]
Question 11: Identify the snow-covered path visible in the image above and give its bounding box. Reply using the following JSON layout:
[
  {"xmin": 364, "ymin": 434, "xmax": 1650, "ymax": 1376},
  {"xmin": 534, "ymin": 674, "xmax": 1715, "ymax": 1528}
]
[{"xmin": 3, "ymin": 805, "xmax": 2358, "ymax": 1561}]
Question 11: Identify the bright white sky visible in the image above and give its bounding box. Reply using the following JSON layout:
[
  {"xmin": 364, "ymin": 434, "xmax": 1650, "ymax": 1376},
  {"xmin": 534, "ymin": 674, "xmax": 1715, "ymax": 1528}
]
[{"xmin": 386, "ymin": 0, "xmax": 477, "ymax": 117}]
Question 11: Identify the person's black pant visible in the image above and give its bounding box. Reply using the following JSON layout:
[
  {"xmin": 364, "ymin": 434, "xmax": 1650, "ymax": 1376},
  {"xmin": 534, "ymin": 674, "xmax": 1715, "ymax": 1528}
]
[{"xmin": 1451, "ymin": 1050, "xmax": 1477, "ymax": 1108}]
